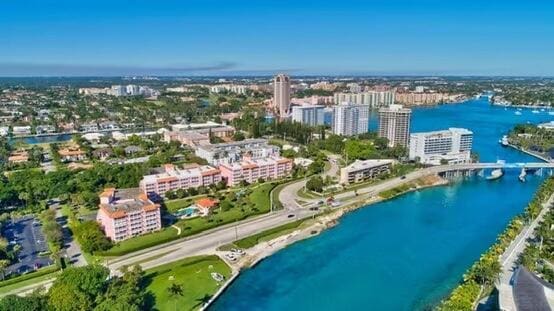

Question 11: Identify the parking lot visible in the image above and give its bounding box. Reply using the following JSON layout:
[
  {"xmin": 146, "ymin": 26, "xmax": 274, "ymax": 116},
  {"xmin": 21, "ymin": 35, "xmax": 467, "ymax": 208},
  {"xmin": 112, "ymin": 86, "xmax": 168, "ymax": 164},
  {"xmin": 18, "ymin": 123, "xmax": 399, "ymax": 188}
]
[{"xmin": 1, "ymin": 215, "xmax": 53, "ymax": 276}]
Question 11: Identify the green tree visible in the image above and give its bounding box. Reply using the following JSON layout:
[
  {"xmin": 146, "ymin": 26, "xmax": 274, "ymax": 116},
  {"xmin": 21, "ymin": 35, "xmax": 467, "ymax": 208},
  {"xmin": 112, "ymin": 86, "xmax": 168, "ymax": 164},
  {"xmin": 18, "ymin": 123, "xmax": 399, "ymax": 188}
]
[
  {"xmin": 74, "ymin": 221, "xmax": 112, "ymax": 254},
  {"xmin": 306, "ymin": 176, "xmax": 324, "ymax": 193},
  {"xmin": 48, "ymin": 265, "xmax": 110, "ymax": 311},
  {"xmin": 167, "ymin": 282, "xmax": 184, "ymax": 311},
  {"xmin": 0, "ymin": 259, "xmax": 10, "ymax": 280},
  {"xmin": 0, "ymin": 294, "xmax": 47, "ymax": 311}
]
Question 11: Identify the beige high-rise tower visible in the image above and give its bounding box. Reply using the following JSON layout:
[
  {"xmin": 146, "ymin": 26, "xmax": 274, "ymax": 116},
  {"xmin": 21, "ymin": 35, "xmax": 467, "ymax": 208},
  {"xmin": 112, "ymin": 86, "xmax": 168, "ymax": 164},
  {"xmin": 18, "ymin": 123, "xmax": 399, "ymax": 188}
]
[
  {"xmin": 378, "ymin": 104, "xmax": 412, "ymax": 147},
  {"xmin": 273, "ymin": 74, "xmax": 290, "ymax": 117}
]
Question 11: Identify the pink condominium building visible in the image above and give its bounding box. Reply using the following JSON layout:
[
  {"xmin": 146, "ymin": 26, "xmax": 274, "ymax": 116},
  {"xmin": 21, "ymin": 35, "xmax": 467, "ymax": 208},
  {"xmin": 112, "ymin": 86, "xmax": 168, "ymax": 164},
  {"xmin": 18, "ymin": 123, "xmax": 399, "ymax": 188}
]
[
  {"xmin": 139, "ymin": 163, "xmax": 222, "ymax": 196},
  {"xmin": 96, "ymin": 188, "xmax": 161, "ymax": 241},
  {"xmin": 219, "ymin": 156, "xmax": 293, "ymax": 187}
]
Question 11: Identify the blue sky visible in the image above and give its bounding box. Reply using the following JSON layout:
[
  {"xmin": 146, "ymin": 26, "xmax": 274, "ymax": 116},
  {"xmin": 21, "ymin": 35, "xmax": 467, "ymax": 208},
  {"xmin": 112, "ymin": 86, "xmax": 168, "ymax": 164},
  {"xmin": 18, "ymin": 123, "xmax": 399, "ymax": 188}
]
[{"xmin": 2, "ymin": 0, "xmax": 554, "ymax": 76}]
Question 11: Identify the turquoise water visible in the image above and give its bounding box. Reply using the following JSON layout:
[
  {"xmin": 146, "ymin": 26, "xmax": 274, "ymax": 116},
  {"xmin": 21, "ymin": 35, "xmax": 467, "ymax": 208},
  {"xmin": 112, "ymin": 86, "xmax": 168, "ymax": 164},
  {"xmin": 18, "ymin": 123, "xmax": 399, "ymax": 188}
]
[{"xmin": 212, "ymin": 99, "xmax": 553, "ymax": 311}]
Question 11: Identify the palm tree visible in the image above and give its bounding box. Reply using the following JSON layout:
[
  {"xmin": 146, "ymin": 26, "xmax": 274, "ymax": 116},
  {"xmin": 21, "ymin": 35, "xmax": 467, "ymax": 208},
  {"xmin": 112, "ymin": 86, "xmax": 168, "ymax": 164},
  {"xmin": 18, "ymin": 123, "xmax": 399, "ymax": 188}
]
[{"xmin": 167, "ymin": 282, "xmax": 184, "ymax": 311}]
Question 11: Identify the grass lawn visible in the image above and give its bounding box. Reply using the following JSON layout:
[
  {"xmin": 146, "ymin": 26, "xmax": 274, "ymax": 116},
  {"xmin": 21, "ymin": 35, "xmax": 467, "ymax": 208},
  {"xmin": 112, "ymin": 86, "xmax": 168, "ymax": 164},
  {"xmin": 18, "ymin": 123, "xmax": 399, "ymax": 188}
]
[
  {"xmin": 0, "ymin": 265, "xmax": 60, "ymax": 295},
  {"xmin": 97, "ymin": 183, "xmax": 278, "ymax": 257},
  {"xmin": 232, "ymin": 219, "xmax": 307, "ymax": 249},
  {"xmin": 144, "ymin": 255, "xmax": 231, "ymax": 311}
]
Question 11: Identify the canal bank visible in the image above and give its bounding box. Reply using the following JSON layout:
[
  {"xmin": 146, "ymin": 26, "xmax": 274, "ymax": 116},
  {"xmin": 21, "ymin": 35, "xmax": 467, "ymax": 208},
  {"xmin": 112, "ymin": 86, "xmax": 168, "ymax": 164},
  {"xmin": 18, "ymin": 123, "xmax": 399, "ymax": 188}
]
[
  {"xmin": 205, "ymin": 175, "xmax": 449, "ymax": 310},
  {"xmin": 210, "ymin": 97, "xmax": 554, "ymax": 311}
]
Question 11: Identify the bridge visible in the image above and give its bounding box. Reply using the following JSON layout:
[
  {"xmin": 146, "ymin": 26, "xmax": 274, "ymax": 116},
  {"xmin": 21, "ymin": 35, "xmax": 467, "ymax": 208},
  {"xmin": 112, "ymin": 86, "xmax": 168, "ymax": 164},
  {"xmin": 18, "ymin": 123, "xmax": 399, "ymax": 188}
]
[{"xmin": 432, "ymin": 162, "xmax": 554, "ymax": 179}]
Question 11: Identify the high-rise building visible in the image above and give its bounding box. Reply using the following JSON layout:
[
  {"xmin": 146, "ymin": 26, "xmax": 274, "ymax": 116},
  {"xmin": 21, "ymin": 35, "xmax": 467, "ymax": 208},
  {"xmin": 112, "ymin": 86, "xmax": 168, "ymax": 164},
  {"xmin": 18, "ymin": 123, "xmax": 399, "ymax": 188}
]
[
  {"xmin": 126, "ymin": 84, "xmax": 140, "ymax": 95},
  {"xmin": 378, "ymin": 104, "xmax": 412, "ymax": 147},
  {"xmin": 291, "ymin": 105, "xmax": 325, "ymax": 126},
  {"xmin": 409, "ymin": 128, "xmax": 473, "ymax": 165},
  {"xmin": 332, "ymin": 102, "xmax": 369, "ymax": 136},
  {"xmin": 333, "ymin": 90, "xmax": 395, "ymax": 108},
  {"xmin": 110, "ymin": 85, "xmax": 127, "ymax": 97},
  {"xmin": 274, "ymin": 74, "xmax": 291, "ymax": 117}
]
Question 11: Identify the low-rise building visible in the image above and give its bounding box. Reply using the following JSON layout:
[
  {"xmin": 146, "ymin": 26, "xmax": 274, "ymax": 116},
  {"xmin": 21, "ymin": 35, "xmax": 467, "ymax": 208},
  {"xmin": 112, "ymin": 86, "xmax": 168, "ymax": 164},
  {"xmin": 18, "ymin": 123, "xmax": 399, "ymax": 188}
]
[
  {"xmin": 195, "ymin": 139, "xmax": 280, "ymax": 165},
  {"xmin": 165, "ymin": 122, "xmax": 235, "ymax": 146},
  {"xmin": 139, "ymin": 163, "xmax": 222, "ymax": 196},
  {"xmin": 340, "ymin": 159, "xmax": 394, "ymax": 185},
  {"xmin": 8, "ymin": 151, "xmax": 29, "ymax": 163},
  {"xmin": 58, "ymin": 147, "xmax": 87, "ymax": 162},
  {"xmin": 96, "ymin": 188, "xmax": 161, "ymax": 241},
  {"xmin": 219, "ymin": 156, "xmax": 293, "ymax": 187},
  {"xmin": 194, "ymin": 198, "xmax": 219, "ymax": 216},
  {"xmin": 409, "ymin": 128, "xmax": 473, "ymax": 165},
  {"xmin": 12, "ymin": 126, "xmax": 31, "ymax": 136},
  {"xmin": 163, "ymin": 131, "xmax": 210, "ymax": 147}
]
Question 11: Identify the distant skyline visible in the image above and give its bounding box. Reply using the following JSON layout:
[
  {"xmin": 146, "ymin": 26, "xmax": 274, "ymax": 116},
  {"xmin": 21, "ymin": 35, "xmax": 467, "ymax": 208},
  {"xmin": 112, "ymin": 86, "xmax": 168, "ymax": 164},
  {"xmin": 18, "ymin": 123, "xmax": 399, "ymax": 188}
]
[{"xmin": 2, "ymin": 0, "xmax": 554, "ymax": 76}]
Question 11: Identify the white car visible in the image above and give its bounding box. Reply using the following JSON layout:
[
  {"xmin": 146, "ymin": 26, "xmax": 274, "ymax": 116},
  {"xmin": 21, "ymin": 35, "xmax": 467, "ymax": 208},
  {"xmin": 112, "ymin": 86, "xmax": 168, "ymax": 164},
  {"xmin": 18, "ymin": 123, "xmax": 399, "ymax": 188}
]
[
  {"xmin": 224, "ymin": 253, "xmax": 237, "ymax": 261},
  {"xmin": 231, "ymin": 249, "xmax": 245, "ymax": 255}
]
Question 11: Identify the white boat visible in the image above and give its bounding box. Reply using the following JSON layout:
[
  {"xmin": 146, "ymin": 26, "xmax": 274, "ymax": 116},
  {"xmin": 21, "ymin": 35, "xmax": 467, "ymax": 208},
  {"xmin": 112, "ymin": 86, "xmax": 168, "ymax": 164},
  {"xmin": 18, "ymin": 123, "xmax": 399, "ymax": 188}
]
[
  {"xmin": 486, "ymin": 169, "xmax": 504, "ymax": 180},
  {"xmin": 499, "ymin": 135, "xmax": 509, "ymax": 146},
  {"xmin": 519, "ymin": 168, "xmax": 526, "ymax": 182},
  {"xmin": 515, "ymin": 111, "xmax": 522, "ymax": 115},
  {"xmin": 548, "ymin": 111, "xmax": 554, "ymax": 116},
  {"xmin": 531, "ymin": 109, "xmax": 540, "ymax": 114}
]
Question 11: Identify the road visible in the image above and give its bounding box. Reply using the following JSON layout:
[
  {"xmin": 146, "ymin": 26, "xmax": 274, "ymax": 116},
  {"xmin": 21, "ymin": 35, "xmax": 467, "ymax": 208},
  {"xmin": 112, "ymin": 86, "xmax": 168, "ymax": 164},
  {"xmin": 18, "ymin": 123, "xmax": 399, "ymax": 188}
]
[
  {"xmin": 278, "ymin": 155, "xmax": 340, "ymax": 211},
  {"xmin": 52, "ymin": 203, "xmax": 86, "ymax": 267},
  {"xmin": 107, "ymin": 209, "xmax": 317, "ymax": 273},
  {"xmin": 497, "ymin": 194, "xmax": 554, "ymax": 311},
  {"xmin": 8, "ymin": 161, "xmax": 549, "ymax": 296}
]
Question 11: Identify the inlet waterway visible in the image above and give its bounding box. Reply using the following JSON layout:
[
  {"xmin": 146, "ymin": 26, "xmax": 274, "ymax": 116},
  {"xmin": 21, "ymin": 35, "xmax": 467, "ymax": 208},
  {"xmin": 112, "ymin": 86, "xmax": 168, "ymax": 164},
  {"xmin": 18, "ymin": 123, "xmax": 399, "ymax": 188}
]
[{"xmin": 211, "ymin": 98, "xmax": 553, "ymax": 311}]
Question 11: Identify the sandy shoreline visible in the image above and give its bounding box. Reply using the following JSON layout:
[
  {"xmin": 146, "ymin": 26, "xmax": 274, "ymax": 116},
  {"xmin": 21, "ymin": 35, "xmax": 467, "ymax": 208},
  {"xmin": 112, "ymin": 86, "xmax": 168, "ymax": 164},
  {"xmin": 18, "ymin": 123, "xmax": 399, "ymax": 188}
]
[{"xmin": 203, "ymin": 175, "xmax": 448, "ymax": 310}]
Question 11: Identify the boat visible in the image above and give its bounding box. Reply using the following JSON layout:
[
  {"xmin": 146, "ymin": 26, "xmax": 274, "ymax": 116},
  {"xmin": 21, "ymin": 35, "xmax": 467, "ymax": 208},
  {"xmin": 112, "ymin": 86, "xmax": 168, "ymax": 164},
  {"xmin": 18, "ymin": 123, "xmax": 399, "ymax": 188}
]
[
  {"xmin": 540, "ymin": 109, "xmax": 545, "ymax": 112},
  {"xmin": 499, "ymin": 135, "xmax": 509, "ymax": 146},
  {"xmin": 548, "ymin": 111, "xmax": 554, "ymax": 116},
  {"xmin": 486, "ymin": 169, "xmax": 504, "ymax": 180},
  {"xmin": 531, "ymin": 109, "xmax": 540, "ymax": 114},
  {"xmin": 518, "ymin": 168, "xmax": 526, "ymax": 182},
  {"xmin": 515, "ymin": 111, "xmax": 522, "ymax": 115}
]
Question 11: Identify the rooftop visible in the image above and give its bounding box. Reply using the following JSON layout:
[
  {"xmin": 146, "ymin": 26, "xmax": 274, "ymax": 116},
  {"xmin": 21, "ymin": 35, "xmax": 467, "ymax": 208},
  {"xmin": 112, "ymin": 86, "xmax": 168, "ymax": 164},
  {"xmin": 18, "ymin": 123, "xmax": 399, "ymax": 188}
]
[
  {"xmin": 343, "ymin": 159, "xmax": 394, "ymax": 172},
  {"xmin": 197, "ymin": 139, "xmax": 272, "ymax": 152},
  {"xmin": 411, "ymin": 128, "xmax": 473, "ymax": 138},
  {"xmin": 100, "ymin": 188, "xmax": 159, "ymax": 218}
]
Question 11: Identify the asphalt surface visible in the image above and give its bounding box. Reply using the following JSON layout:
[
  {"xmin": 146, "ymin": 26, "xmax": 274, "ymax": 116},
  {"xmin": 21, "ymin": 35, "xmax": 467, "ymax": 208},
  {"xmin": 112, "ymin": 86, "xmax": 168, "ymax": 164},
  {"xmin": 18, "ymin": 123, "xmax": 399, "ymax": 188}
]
[{"xmin": 1, "ymin": 216, "xmax": 53, "ymax": 276}]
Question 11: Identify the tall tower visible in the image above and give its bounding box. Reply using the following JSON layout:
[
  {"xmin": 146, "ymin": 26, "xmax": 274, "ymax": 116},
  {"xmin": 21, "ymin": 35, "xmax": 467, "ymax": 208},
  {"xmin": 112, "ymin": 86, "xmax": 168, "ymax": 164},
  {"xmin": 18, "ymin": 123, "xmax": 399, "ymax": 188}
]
[
  {"xmin": 378, "ymin": 104, "xmax": 412, "ymax": 147},
  {"xmin": 273, "ymin": 74, "xmax": 290, "ymax": 117}
]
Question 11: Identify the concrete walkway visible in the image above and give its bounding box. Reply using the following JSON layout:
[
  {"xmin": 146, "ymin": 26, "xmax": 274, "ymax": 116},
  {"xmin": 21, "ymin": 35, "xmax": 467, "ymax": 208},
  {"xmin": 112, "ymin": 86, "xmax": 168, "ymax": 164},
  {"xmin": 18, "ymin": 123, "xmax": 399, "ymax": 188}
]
[{"xmin": 497, "ymin": 194, "xmax": 554, "ymax": 311}]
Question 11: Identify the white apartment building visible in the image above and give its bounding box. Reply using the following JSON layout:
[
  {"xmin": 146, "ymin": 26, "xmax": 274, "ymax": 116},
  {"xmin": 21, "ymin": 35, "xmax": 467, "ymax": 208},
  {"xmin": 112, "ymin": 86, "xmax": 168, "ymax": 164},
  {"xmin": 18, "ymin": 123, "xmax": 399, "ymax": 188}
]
[
  {"xmin": 111, "ymin": 85, "xmax": 127, "ymax": 97},
  {"xmin": 139, "ymin": 164, "xmax": 222, "ymax": 196},
  {"xmin": 409, "ymin": 128, "xmax": 473, "ymax": 165},
  {"xmin": 334, "ymin": 90, "xmax": 395, "ymax": 108},
  {"xmin": 378, "ymin": 104, "xmax": 412, "ymax": 147},
  {"xmin": 340, "ymin": 159, "xmax": 394, "ymax": 184},
  {"xmin": 126, "ymin": 84, "xmax": 140, "ymax": 95},
  {"xmin": 209, "ymin": 84, "xmax": 248, "ymax": 95},
  {"xmin": 195, "ymin": 139, "xmax": 280, "ymax": 165},
  {"xmin": 332, "ymin": 102, "xmax": 369, "ymax": 136},
  {"xmin": 291, "ymin": 105, "xmax": 325, "ymax": 126}
]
